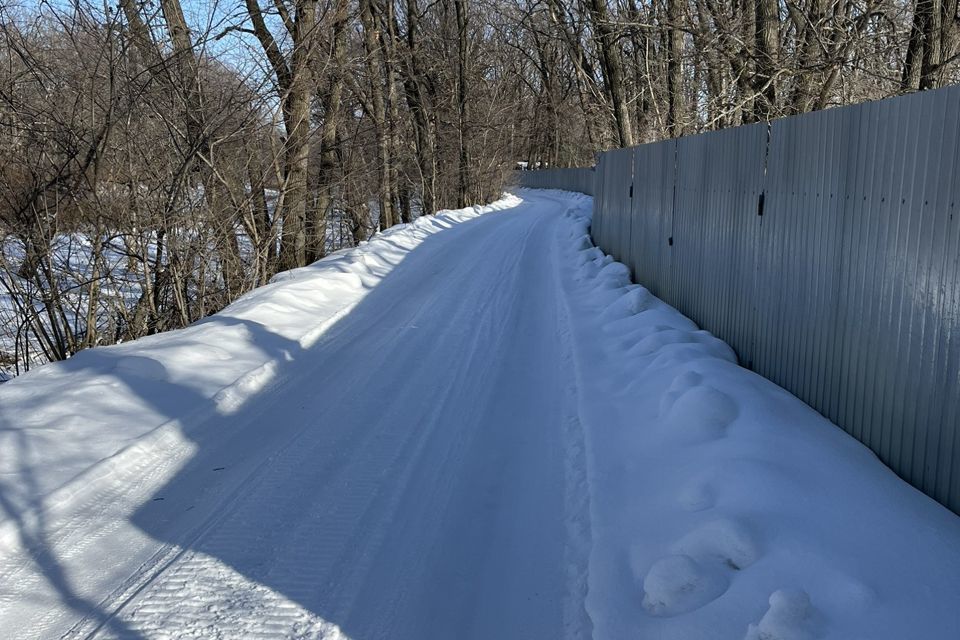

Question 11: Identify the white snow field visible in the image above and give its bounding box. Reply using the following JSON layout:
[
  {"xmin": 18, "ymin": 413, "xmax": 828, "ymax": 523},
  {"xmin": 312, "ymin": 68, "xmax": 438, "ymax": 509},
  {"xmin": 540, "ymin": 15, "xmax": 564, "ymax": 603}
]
[{"xmin": 0, "ymin": 189, "xmax": 958, "ymax": 639}]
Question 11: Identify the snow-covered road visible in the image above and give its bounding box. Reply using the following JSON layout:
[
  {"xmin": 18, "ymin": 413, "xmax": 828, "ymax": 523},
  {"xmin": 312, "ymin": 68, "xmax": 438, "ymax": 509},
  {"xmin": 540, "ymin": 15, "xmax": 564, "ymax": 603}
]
[
  {"xmin": 98, "ymin": 198, "xmax": 581, "ymax": 639},
  {"xmin": 0, "ymin": 192, "xmax": 590, "ymax": 639},
  {"xmin": 1, "ymin": 190, "xmax": 959, "ymax": 639}
]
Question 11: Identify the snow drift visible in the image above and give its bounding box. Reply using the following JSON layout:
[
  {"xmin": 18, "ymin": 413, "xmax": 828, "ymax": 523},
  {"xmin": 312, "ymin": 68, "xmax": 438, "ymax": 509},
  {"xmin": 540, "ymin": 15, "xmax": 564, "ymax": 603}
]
[{"xmin": 555, "ymin": 191, "xmax": 960, "ymax": 638}]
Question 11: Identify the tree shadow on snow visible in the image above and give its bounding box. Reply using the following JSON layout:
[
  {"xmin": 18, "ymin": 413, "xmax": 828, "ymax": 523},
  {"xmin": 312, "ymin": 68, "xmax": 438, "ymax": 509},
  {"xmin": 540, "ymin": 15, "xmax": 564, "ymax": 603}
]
[{"xmin": 3, "ymin": 203, "xmax": 546, "ymax": 639}]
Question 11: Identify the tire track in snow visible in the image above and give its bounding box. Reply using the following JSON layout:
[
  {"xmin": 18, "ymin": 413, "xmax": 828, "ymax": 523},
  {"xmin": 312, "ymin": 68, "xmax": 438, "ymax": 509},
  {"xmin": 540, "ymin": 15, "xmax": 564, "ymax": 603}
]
[
  {"xmin": 549, "ymin": 203, "xmax": 596, "ymax": 640},
  {"xmin": 59, "ymin": 215, "xmax": 523, "ymax": 639},
  {"xmin": 342, "ymin": 214, "xmax": 561, "ymax": 638},
  {"xmin": 66, "ymin": 205, "xmax": 580, "ymax": 639},
  {"xmin": 316, "ymin": 221, "xmax": 537, "ymax": 626}
]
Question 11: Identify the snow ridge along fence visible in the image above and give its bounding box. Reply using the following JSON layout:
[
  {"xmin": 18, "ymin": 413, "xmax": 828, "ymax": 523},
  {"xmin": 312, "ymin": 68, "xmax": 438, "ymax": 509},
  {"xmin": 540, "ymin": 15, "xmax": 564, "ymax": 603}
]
[{"xmin": 521, "ymin": 84, "xmax": 960, "ymax": 515}]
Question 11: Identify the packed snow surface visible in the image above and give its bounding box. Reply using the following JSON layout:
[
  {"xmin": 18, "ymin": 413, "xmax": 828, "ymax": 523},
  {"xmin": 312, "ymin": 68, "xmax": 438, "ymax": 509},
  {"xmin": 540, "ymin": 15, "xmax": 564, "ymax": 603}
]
[{"xmin": 0, "ymin": 190, "xmax": 958, "ymax": 639}]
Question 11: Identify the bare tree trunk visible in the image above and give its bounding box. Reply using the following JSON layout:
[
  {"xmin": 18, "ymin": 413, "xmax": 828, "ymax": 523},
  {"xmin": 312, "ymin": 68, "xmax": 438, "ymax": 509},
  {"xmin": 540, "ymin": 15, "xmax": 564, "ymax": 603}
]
[
  {"xmin": 246, "ymin": 155, "xmax": 273, "ymax": 282},
  {"xmin": 382, "ymin": 0, "xmax": 405, "ymax": 221},
  {"xmin": 244, "ymin": 0, "xmax": 315, "ymax": 271},
  {"xmin": 587, "ymin": 0, "xmax": 635, "ymax": 147},
  {"xmin": 789, "ymin": 0, "xmax": 828, "ymax": 112},
  {"xmin": 753, "ymin": 0, "xmax": 779, "ymax": 119},
  {"xmin": 308, "ymin": 0, "xmax": 350, "ymax": 261},
  {"xmin": 279, "ymin": 0, "xmax": 315, "ymax": 269},
  {"xmin": 692, "ymin": 0, "xmax": 726, "ymax": 128},
  {"xmin": 398, "ymin": 183, "xmax": 413, "ymax": 223},
  {"xmin": 138, "ymin": 0, "xmax": 246, "ymax": 295},
  {"xmin": 546, "ymin": 0, "xmax": 603, "ymax": 147},
  {"xmin": 453, "ymin": 0, "xmax": 472, "ymax": 206},
  {"xmin": 360, "ymin": 0, "xmax": 396, "ymax": 229},
  {"xmin": 667, "ymin": 0, "xmax": 685, "ymax": 137},
  {"xmin": 904, "ymin": 0, "xmax": 959, "ymax": 90},
  {"xmin": 400, "ymin": 0, "xmax": 438, "ymax": 217},
  {"xmin": 713, "ymin": 0, "xmax": 756, "ymax": 122}
]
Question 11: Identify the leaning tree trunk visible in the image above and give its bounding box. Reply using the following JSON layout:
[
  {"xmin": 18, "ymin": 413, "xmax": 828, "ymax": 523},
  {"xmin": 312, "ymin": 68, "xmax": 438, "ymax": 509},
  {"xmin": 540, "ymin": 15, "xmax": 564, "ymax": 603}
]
[{"xmin": 244, "ymin": 0, "xmax": 316, "ymax": 271}]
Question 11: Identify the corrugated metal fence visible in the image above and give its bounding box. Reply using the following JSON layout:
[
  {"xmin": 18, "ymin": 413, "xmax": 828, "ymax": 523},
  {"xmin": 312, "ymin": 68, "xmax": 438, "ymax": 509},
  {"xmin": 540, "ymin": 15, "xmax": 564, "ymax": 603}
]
[
  {"xmin": 513, "ymin": 167, "xmax": 596, "ymax": 195},
  {"xmin": 518, "ymin": 85, "xmax": 960, "ymax": 514}
]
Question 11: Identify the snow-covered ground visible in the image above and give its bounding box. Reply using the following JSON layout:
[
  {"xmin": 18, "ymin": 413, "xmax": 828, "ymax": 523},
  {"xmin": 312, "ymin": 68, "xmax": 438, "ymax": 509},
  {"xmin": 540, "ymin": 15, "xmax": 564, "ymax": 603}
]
[
  {"xmin": 0, "ymin": 190, "xmax": 957, "ymax": 639},
  {"xmin": 0, "ymin": 196, "xmax": 367, "ymax": 382}
]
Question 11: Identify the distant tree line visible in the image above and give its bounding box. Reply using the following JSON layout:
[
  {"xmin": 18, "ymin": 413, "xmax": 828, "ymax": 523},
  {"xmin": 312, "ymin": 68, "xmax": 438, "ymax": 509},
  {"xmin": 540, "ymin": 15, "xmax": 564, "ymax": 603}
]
[
  {"xmin": 0, "ymin": 0, "xmax": 956, "ymax": 374},
  {"xmin": 521, "ymin": 0, "xmax": 958, "ymax": 154}
]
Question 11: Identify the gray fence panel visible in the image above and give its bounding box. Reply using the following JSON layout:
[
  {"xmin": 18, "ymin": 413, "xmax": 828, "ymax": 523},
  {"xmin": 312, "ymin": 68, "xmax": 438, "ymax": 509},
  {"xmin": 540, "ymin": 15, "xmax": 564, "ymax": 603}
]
[
  {"xmin": 670, "ymin": 134, "xmax": 707, "ymax": 328},
  {"xmin": 516, "ymin": 85, "xmax": 960, "ymax": 513},
  {"xmin": 629, "ymin": 140, "xmax": 676, "ymax": 298},
  {"xmin": 754, "ymin": 106, "xmax": 848, "ymax": 423},
  {"xmin": 577, "ymin": 169, "xmax": 595, "ymax": 196},
  {"xmin": 755, "ymin": 88, "xmax": 960, "ymax": 509},
  {"xmin": 516, "ymin": 167, "xmax": 595, "ymax": 195},
  {"xmin": 597, "ymin": 148, "xmax": 635, "ymax": 265},
  {"xmin": 593, "ymin": 154, "xmax": 611, "ymax": 252},
  {"xmin": 877, "ymin": 88, "xmax": 957, "ymax": 504},
  {"xmin": 672, "ymin": 123, "xmax": 767, "ymax": 363},
  {"xmin": 755, "ymin": 88, "xmax": 960, "ymax": 512},
  {"xmin": 943, "ymin": 121, "xmax": 960, "ymax": 509}
]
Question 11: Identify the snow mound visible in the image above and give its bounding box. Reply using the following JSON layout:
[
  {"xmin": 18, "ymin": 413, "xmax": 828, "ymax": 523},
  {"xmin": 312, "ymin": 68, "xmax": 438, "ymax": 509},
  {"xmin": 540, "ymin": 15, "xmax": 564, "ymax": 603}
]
[
  {"xmin": 745, "ymin": 589, "xmax": 822, "ymax": 640},
  {"xmin": 639, "ymin": 554, "xmax": 729, "ymax": 617},
  {"xmin": 669, "ymin": 517, "xmax": 760, "ymax": 570},
  {"xmin": 553, "ymin": 191, "xmax": 960, "ymax": 639},
  {"xmin": 661, "ymin": 383, "xmax": 740, "ymax": 443}
]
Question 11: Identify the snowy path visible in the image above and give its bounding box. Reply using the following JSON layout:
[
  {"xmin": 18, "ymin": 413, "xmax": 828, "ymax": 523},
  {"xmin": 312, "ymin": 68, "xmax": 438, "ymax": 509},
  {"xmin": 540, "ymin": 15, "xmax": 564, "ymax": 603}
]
[
  {"xmin": 97, "ymin": 201, "xmax": 583, "ymax": 639},
  {"xmin": 1, "ymin": 190, "xmax": 959, "ymax": 639},
  {"xmin": 0, "ymin": 192, "xmax": 591, "ymax": 640}
]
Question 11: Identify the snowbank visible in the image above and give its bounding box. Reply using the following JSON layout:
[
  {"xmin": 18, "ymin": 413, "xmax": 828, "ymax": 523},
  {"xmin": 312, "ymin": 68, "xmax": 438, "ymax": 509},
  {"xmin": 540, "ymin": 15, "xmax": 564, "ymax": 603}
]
[
  {"xmin": 0, "ymin": 198, "xmax": 519, "ymax": 555},
  {"xmin": 553, "ymin": 191, "xmax": 960, "ymax": 639}
]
